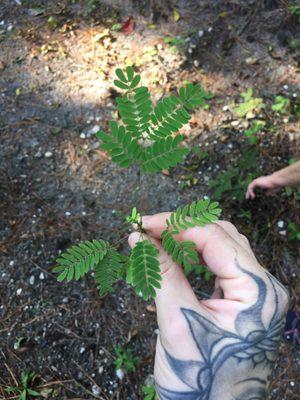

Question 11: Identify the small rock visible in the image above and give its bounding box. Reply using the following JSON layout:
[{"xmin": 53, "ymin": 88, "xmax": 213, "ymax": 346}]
[
  {"xmin": 44, "ymin": 151, "xmax": 53, "ymax": 158},
  {"xmin": 290, "ymin": 381, "xmax": 295, "ymax": 387},
  {"xmin": 207, "ymin": 27, "xmax": 212, "ymax": 33},
  {"xmin": 188, "ymin": 48, "xmax": 193, "ymax": 54},
  {"xmin": 82, "ymin": 211, "xmax": 86, "ymax": 216},
  {"xmin": 7, "ymin": 24, "xmax": 13, "ymax": 32},
  {"xmin": 99, "ymin": 366, "xmax": 104, "ymax": 374},
  {"xmin": 222, "ymin": 105, "xmax": 229, "ymax": 111},
  {"xmin": 193, "ymin": 60, "xmax": 200, "ymax": 67},
  {"xmin": 144, "ymin": 374, "xmax": 155, "ymax": 387},
  {"xmin": 198, "ymin": 30, "xmax": 204, "ymax": 37},
  {"xmin": 17, "ymin": 288, "xmax": 22, "ymax": 295},
  {"xmin": 277, "ymin": 220, "xmax": 284, "ymax": 228},
  {"xmin": 9, "ymin": 260, "xmax": 14, "ymax": 266},
  {"xmin": 39, "ymin": 272, "xmax": 45, "ymax": 280},
  {"xmin": 29, "ymin": 275, "xmax": 35, "ymax": 285},
  {"xmin": 146, "ymin": 305, "xmax": 156, "ymax": 313},
  {"xmin": 80, "ymin": 346, "xmax": 86, "ymax": 354},
  {"xmin": 116, "ymin": 368, "xmax": 124, "ymax": 380},
  {"xmin": 245, "ymin": 56, "xmax": 259, "ymax": 65},
  {"xmin": 292, "ymin": 93, "xmax": 297, "ymax": 98},
  {"xmin": 65, "ymin": 211, "xmax": 71, "ymax": 216},
  {"xmin": 88, "ymin": 125, "xmax": 100, "ymax": 135},
  {"xmin": 231, "ymin": 120, "xmax": 240, "ymax": 127},
  {"xmin": 92, "ymin": 385, "xmax": 101, "ymax": 396},
  {"xmin": 80, "ymin": 133, "xmax": 86, "ymax": 139},
  {"xmin": 245, "ymin": 111, "xmax": 255, "ymax": 119},
  {"xmin": 279, "ymin": 230, "xmax": 286, "ymax": 236},
  {"xmin": 62, "ymin": 297, "xmax": 69, "ymax": 304},
  {"xmin": 283, "ymin": 84, "xmax": 288, "ymax": 90}
]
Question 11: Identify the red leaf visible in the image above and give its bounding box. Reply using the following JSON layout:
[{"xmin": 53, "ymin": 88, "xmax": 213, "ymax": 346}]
[{"xmin": 121, "ymin": 17, "xmax": 134, "ymax": 35}]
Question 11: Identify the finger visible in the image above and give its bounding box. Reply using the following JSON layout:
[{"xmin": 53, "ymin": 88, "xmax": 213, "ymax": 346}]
[
  {"xmin": 215, "ymin": 221, "xmax": 252, "ymax": 254},
  {"xmin": 143, "ymin": 215, "xmax": 252, "ymax": 257},
  {"xmin": 246, "ymin": 182, "xmax": 256, "ymax": 199},
  {"xmin": 142, "ymin": 215, "xmax": 261, "ymax": 280}
]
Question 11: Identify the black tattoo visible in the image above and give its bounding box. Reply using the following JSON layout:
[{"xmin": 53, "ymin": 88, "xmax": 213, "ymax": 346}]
[{"xmin": 156, "ymin": 262, "xmax": 289, "ymax": 400}]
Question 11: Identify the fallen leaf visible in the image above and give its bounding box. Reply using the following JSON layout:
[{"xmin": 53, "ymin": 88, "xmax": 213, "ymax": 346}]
[
  {"xmin": 173, "ymin": 9, "xmax": 181, "ymax": 22},
  {"xmin": 121, "ymin": 17, "xmax": 134, "ymax": 35},
  {"xmin": 28, "ymin": 7, "xmax": 45, "ymax": 16}
]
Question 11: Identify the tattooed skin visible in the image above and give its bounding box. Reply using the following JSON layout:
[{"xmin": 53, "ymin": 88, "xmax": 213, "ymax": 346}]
[{"xmin": 155, "ymin": 262, "xmax": 289, "ymax": 400}]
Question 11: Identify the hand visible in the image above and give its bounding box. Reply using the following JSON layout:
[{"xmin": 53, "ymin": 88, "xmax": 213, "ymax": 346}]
[
  {"xmin": 246, "ymin": 174, "xmax": 282, "ymax": 199},
  {"xmin": 129, "ymin": 215, "xmax": 289, "ymax": 400}
]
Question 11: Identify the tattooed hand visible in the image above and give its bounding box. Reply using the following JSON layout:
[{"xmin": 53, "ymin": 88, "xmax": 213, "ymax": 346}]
[{"xmin": 128, "ymin": 216, "xmax": 289, "ymax": 400}]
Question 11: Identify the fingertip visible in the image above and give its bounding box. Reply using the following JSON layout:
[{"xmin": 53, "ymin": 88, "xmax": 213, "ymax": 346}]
[{"xmin": 128, "ymin": 231, "xmax": 141, "ymax": 248}]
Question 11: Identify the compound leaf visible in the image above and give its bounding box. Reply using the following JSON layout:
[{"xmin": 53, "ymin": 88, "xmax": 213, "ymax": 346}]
[
  {"xmin": 161, "ymin": 230, "xmax": 199, "ymax": 274},
  {"xmin": 54, "ymin": 240, "xmax": 108, "ymax": 282},
  {"xmin": 130, "ymin": 240, "xmax": 161, "ymax": 300},
  {"xmin": 141, "ymin": 135, "xmax": 189, "ymax": 173},
  {"xmin": 97, "ymin": 121, "xmax": 143, "ymax": 167},
  {"xmin": 116, "ymin": 86, "xmax": 153, "ymax": 138},
  {"xmin": 94, "ymin": 247, "xmax": 124, "ymax": 296},
  {"xmin": 166, "ymin": 198, "xmax": 222, "ymax": 234}
]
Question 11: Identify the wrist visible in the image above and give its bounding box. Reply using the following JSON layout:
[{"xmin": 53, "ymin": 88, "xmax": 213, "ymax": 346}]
[{"xmin": 269, "ymin": 172, "xmax": 286, "ymax": 188}]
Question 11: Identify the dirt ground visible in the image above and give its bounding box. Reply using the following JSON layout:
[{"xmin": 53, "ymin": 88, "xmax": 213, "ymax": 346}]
[{"xmin": 0, "ymin": 1, "xmax": 299, "ymax": 399}]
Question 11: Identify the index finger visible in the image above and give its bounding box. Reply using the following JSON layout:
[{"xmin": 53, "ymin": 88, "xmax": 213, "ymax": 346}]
[{"xmin": 142, "ymin": 213, "xmax": 262, "ymax": 279}]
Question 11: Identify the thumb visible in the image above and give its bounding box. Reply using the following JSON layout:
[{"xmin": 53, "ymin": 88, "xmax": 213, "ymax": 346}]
[{"xmin": 128, "ymin": 232, "xmax": 200, "ymax": 327}]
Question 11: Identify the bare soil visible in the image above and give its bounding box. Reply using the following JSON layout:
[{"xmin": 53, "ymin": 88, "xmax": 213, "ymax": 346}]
[{"xmin": 0, "ymin": 1, "xmax": 299, "ymax": 399}]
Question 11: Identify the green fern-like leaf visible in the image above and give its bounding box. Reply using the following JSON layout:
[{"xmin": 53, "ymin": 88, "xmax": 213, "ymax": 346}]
[
  {"xmin": 54, "ymin": 240, "xmax": 108, "ymax": 282},
  {"xmin": 130, "ymin": 240, "xmax": 162, "ymax": 300},
  {"xmin": 114, "ymin": 66, "xmax": 141, "ymax": 91},
  {"xmin": 179, "ymin": 83, "xmax": 211, "ymax": 110},
  {"xmin": 116, "ymin": 86, "xmax": 153, "ymax": 138},
  {"xmin": 149, "ymin": 94, "xmax": 191, "ymax": 140},
  {"xmin": 141, "ymin": 135, "xmax": 189, "ymax": 173},
  {"xmin": 161, "ymin": 230, "xmax": 199, "ymax": 274},
  {"xmin": 166, "ymin": 198, "xmax": 222, "ymax": 234},
  {"xmin": 97, "ymin": 121, "xmax": 142, "ymax": 167},
  {"xmin": 94, "ymin": 248, "xmax": 124, "ymax": 296}
]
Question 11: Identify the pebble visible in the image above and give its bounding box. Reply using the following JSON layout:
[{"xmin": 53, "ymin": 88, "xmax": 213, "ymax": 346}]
[
  {"xmin": 99, "ymin": 366, "xmax": 104, "ymax": 374},
  {"xmin": 62, "ymin": 297, "xmax": 69, "ymax": 304},
  {"xmin": 116, "ymin": 368, "xmax": 124, "ymax": 380},
  {"xmin": 65, "ymin": 211, "xmax": 71, "ymax": 216},
  {"xmin": 222, "ymin": 105, "xmax": 229, "ymax": 111},
  {"xmin": 92, "ymin": 385, "xmax": 101, "ymax": 396},
  {"xmin": 279, "ymin": 230, "xmax": 286, "ymax": 236},
  {"xmin": 9, "ymin": 260, "xmax": 14, "ymax": 266},
  {"xmin": 88, "ymin": 125, "xmax": 100, "ymax": 135},
  {"xmin": 188, "ymin": 48, "xmax": 193, "ymax": 54},
  {"xmin": 292, "ymin": 93, "xmax": 297, "ymax": 98},
  {"xmin": 277, "ymin": 220, "xmax": 284, "ymax": 228},
  {"xmin": 80, "ymin": 133, "xmax": 86, "ymax": 139},
  {"xmin": 290, "ymin": 381, "xmax": 295, "ymax": 387},
  {"xmin": 7, "ymin": 24, "xmax": 13, "ymax": 32},
  {"xmin": 207, "ymin": 27, "xmax": 213, "ymax": 33},
  {"xmin": 80, "ymin": 346, "xmax": 86, "ymax": 354},
  {"xmin": 29, "ymin": 275, "xmax": 35, "ymax": 285},
  {"xmin": 39, "ymin": 272, "xmax": 45, "ymax": 280},
  {"xmin": 198, "ymin": 30, "xmax": 204, "ymax": 37},
  {"xmin": 17, "ymin": 288, "xmax": 22, "ymax": 295},
  {"xmin": 44, "ymin": 151, "xmax": 53, "ymax": 158},
  {"xmin": 283, "ymin": 84, "xmax": 288, "ymax": 90},
  {"xmin": 193, "ymin": 60, "xmax": 200, "ymax": 67},
  {"xmin": 82, "ymin": 211, "xmax": 86, "ymax": 216}
]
